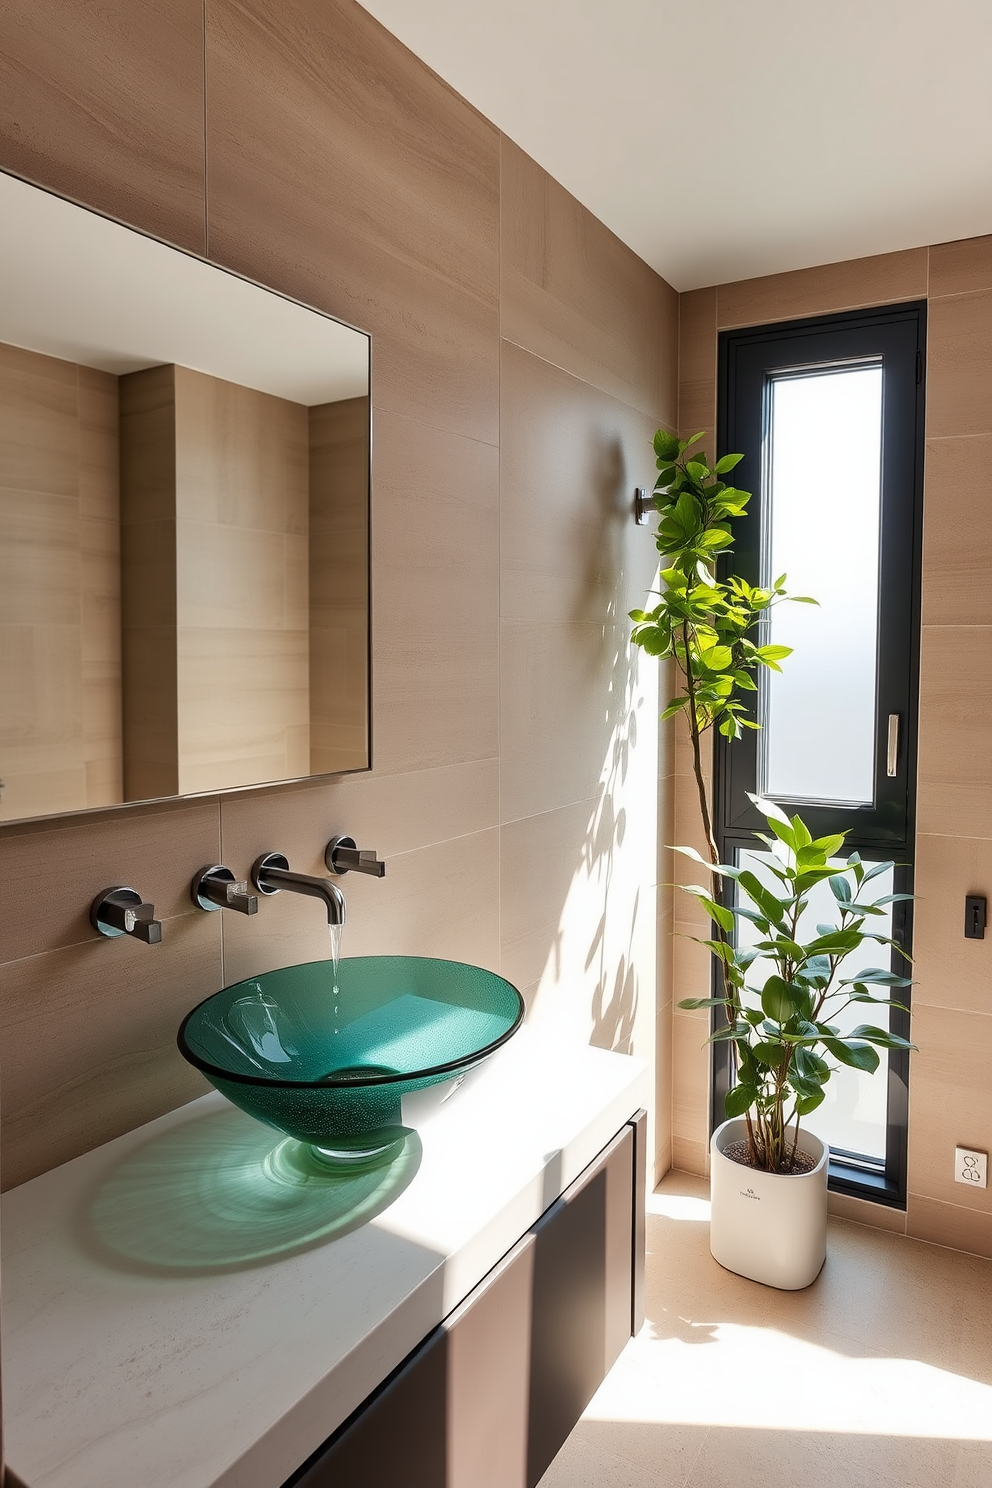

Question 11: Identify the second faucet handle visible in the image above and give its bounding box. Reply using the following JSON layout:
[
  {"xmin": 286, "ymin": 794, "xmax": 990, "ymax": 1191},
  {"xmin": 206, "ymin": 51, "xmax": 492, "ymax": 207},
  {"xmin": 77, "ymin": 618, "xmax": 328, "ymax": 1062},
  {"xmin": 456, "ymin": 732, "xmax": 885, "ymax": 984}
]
[
  {"xmin": 325, "ymin": 835, "xmax": 386, "ymax": 878},
  {"xmin": 191, "ymin": 865, "xmax": 259, "ymax": 916}
]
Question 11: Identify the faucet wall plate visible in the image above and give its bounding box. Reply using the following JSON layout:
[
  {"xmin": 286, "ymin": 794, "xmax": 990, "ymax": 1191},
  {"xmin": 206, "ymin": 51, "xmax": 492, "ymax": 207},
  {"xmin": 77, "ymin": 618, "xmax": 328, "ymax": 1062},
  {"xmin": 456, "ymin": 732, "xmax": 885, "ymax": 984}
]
[
  {"xmin": 191, "ymin": 865, "xmax": 259, "ymax": 916},
  {"xmin": 90, "ymin": 886, "xmax": 163, "ymax": 944},
  {"xmin": 251, "ymin": 852, "xmax": 290, "ymax": 894},
  {"xmin": 326, "ymin": 835, "xmax": 386, "ymax": 878}
]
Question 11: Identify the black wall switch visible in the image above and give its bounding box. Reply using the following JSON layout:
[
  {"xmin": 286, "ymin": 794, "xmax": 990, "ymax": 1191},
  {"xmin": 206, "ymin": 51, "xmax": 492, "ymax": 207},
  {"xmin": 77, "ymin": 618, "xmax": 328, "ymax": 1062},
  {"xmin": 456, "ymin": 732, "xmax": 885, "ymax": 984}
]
[{"xmin": 965, "ymin": 894, "xmax": 987, "ymax": 940}]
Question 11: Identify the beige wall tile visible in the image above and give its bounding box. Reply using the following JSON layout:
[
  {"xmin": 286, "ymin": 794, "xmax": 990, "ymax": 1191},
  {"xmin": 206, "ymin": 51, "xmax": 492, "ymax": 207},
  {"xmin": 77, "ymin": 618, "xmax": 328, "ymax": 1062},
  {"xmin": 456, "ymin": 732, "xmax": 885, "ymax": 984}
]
[
  {"xmin": 672, "ymin": 1134, "xmax": 709, "ymax": 1177},
  {"xmin": 372, "ymin": 409, "xmax": 499, "ymax": 774},
  {"xmin": 0, "ymin": 342, "xmax": 78, "ymax": 495},
  {"xmin": 827, "ymin": 1190, "xmax": 907, "ymax": 1234},
  {"xmin": 914, "ymin": 831, "xmax": 992, "ymax": 1014},
  {"xmin": 921, "ymin": 435, "xmax": 992, "ymax": 625},
  {"xmin": 500, "ymin": 136, "xmax": 677, "ymax": 423},
  {"xmin": 929, "ymin": 235, "xmax": 992, "ymax": 298},
  {"xmin": 219, "ymin": 827, "xmax": 500, "ymax": 985},
  {"xmin": 673, "ymin": 1009, "xmax": 711, "ymax": 1158},
  {"xmin": 926, "ymin": 289, "xmax": 992, "ymax": 438},
  {"xmin": 673, "ymin": 922, "xmax": 717, "ymax": 1006},
  {"xmin": 0, "ymin": 0, "xmax": 206, "ymax": 253},
  {"xmin": 499, "ymin": 795, "xmax": 614, "ymax": 994},
  {"xmin": 907, "ymin": 1194, "xmax": 992, "ymax": 1259},
  {"xmin": 500, "ymin": 797, "xmax": 663, "ymax": 1061},
  {"xmin": 716, "ymin": 248, "xmax": 928, "ymax": 330},
  {"xmin": 206, "ymin": 0, "xmax": 500, "ymax": 445},
  {"xmin": 0, "ymin": 914, "xmax": 220, "ymax": 1190},
  {"xmin": 0, "ymin": 799, "xmax": 221, "ymax": 962},
  {"xmin": 218, "ymin": 760, "xmax": 498, "ymax": 875},
  {"xmin": 917, "ymin": 625, "xmax": 992, "ymax": 838},
  {"xmin": 678, "ymin": 287, "xmax": 717, "ymax": 448},
  {"xmin": 907, "ymin": 1002, "xmax": 992, "ymax": 1214},
  {"xmin": 501, "ymin": 621, "xmax": 659, "ymax": 822},
  {"xmin": 499, "ymin": 341, "xmax": 662, "ymax": 626}
]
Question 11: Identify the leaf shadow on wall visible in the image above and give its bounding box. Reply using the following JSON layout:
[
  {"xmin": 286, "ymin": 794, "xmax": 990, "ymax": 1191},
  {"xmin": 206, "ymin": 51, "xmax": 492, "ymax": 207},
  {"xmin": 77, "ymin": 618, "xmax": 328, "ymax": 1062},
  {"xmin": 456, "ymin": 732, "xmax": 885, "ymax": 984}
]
[{"xmin": 527, "ymin": 424, "xmax": 661, "ymax": 1062}]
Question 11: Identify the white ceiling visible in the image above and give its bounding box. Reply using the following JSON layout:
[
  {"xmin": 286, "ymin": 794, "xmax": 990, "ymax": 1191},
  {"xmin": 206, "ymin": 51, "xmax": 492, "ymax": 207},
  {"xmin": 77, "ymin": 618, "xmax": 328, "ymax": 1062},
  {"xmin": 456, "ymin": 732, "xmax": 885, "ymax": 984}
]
[
  {"xmin": 359, "ymin": 0, "xmax": 992, "ymax": 291},
  {"xmin": 0, "ymin": 173, "xmax": 369, "ymax": 404}
]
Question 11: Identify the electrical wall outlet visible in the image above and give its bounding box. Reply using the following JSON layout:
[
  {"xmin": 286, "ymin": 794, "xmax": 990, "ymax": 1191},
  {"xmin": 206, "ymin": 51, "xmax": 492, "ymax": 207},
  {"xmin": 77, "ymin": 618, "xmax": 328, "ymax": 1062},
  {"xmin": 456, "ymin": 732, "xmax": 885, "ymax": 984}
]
[{"xmin": 954, "ymin": 1147, "xmax": 988, "ymax": 1188}]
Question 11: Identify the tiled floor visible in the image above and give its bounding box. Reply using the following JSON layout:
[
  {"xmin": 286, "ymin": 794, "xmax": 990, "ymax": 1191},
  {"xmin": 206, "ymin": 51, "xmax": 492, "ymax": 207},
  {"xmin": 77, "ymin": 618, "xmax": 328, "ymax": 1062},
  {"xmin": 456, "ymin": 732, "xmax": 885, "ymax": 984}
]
[{"xmin": 541, "ymin": 1171, "xmax": 992, "ymax": 1488}]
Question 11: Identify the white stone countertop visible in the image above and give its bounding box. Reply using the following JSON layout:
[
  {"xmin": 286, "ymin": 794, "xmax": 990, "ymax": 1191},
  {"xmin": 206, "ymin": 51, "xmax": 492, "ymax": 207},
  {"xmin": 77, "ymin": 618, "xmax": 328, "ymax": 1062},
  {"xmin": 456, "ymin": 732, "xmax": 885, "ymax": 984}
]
[{"xmin": 1, "ymin": 1030, "xmax": 649, "ymax": 1488}]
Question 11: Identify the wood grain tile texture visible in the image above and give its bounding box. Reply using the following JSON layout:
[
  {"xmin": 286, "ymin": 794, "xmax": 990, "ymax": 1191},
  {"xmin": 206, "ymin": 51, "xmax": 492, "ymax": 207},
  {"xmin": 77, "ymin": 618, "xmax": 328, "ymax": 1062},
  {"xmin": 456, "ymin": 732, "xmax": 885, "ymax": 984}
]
[
  {"xmin": 0, "ymin": 0, "xmax": 675, "ymax": 1193},
  {"xmin": 0, "ymin": 344, "xmax": 121, "ymax": 821},
  {"xmin": 0, "ymin": 0, "xmax": 206, "ymax": 253}
]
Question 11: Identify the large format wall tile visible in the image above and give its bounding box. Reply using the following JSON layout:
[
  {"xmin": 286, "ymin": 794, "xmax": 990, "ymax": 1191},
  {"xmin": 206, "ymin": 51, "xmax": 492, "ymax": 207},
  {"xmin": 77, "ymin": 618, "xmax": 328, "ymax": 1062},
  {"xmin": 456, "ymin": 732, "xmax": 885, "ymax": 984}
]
[
  {"xmin": 219, "ymin": 823, "xmax": 500, "ymax": 984},
  {"xmin": 716, "ymin": 248, "xmax": 928, "ymax": 330},
  {"xmin": 500, "ymin": 620, "xmax": 656, "ymax": 824},
  {"xmin": 0, "ymin": 799, "xmax": 221, "ymax": 964},
  {"xmin": 907, "ymin": 1194, "xmax": 992, "ymax": 1259},
  {"xmin": 914, "ymin": 832, "xmax": 992, "ymax": 1015},
  {"xmin": 0, "ymin": 0, "xmax": 206, "ymax": 253},
  {"xmin": 1, "ymin": 914, "xmax": 220, "ymax": 1189},
  {"xmin": 921, "ymin": 435, "xmax": 992, "ymax": 627},
  {"xmin": 678, "ymin": 288, "xmax": 718, "ymax": 451},
  {"xmin": 906, "ymin": 1004, "xmax": 992, "ymax": 1217},
  {"xmin": 371, "ymin": 410, "xmax": 499, "ymax": 774},
  {"xmin": 929, "ymin": 235, "xmax": 992, "ymax": 298},
  {"xmin": 205, "ymin": 0, "xmax": 500, "ymax": 444},
  {"xmin": 926, "ymin": 289, "xmax": 992, "ymax": 439},
  {"xmin": 500, "ymin": 137, "xmax": 677, "ymax": 422},
  {"xmin": 917, "ymin": 625, "xmax": 992, "ymax": 839},
  {"xmin": 499, "ymin": 342, "xmax": 663, "ymax": 628}
]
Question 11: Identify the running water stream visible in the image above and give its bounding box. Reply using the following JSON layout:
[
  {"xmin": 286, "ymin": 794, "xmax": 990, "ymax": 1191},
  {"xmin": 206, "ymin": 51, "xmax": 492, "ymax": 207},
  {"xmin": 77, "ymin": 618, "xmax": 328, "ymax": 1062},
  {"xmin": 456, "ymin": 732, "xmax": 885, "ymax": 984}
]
[{"xmin": 328, "ymin": 922, "xmax": 343, "ymax": 1034}]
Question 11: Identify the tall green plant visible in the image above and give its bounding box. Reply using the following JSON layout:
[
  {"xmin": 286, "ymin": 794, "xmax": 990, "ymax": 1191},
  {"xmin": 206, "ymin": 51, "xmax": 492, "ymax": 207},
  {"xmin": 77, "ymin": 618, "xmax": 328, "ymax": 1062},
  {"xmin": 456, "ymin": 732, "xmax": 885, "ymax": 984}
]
[
  {"xmin": 677, "ymin": 797, "xmax": 915, "ymax": 1172},
  {"xmin": 629, "ymin": 430, "xmax": 914, "ymax": 1172},
  {"xmin": 629, "ymin": 429, "xmax": 809, "ymax": 870}
]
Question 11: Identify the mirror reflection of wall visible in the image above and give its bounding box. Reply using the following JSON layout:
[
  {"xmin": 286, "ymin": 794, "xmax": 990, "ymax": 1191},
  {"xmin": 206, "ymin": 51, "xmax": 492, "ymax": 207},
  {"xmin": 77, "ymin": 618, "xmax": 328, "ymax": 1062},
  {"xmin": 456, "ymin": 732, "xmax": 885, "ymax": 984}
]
[{"xmin": 0, "ymin": 173, "xmax": 370, "ymax": 824}]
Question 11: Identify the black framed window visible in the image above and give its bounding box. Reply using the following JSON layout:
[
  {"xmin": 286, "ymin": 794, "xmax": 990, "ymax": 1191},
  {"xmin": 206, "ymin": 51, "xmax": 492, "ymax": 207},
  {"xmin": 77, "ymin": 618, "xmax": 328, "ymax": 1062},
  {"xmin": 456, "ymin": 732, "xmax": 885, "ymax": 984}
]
[{"xmin": 713, "ymin": 302, "xmax": 926, "ymax": 1205}]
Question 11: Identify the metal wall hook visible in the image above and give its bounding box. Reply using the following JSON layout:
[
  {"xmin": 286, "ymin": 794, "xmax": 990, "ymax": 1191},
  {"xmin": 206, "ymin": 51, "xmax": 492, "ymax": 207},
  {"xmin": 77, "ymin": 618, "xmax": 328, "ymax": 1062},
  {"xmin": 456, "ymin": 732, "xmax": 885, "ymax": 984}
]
[
  {"xmin": 191, "ymin": 865, "xmax": 258, "ymax": 916},
  {"xmin": 633, "ymin": 487, "xmax": 653, "ymax": 526},
  {"xmin": 325, "ymin": 835, "xmax": 386, "ymax": 878},
  {"xmin": 90, "ymin": 887, "xmax": 162, "ymax": 944}
]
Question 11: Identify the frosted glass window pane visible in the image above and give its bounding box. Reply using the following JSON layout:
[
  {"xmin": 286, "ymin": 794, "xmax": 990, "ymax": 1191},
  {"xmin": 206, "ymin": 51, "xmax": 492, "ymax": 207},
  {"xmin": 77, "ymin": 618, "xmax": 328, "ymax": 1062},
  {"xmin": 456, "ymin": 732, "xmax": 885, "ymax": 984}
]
[
  {"xmin": 737, "ymin": 849, "xmax": 892, "ymax": 1164},
  {"xmin": 762, "ymin": 365, "xmax": 883, "ymax": 805}
]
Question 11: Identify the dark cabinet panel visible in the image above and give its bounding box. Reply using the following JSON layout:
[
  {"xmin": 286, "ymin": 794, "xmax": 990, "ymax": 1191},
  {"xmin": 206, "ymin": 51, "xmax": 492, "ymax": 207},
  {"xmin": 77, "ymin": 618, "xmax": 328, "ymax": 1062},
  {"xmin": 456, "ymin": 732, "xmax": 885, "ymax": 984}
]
[{"xmin": 288, "ymin": 1119, "xmax": 639, "ymax": 1488}]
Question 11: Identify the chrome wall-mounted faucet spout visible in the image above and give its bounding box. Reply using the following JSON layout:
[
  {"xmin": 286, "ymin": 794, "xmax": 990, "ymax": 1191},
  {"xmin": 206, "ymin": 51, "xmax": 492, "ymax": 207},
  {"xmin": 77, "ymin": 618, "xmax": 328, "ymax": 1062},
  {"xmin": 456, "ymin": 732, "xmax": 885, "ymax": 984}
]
[
  {"xmin": 325, "ymin": 835, "xmax": 386, "ymax": 877},
  {"xmin": 251, "ymin": 852, "xmax": 346, "ymax": 926},
  {"xmin": 191, "ymin": 865, "xmax": 258, "ymax": 916},
  {"xmin": 90, "ymin": 887, "xmax": 163, "ymax": 944}
]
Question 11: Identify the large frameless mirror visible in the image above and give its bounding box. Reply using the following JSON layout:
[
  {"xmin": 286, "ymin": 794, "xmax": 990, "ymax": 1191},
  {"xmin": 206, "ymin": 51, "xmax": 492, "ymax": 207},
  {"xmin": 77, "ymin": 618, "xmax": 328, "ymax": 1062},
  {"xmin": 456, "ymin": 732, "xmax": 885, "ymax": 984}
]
[{"xmin": 0, "ymin": 172, "xmax": 370, "ymax": 824}]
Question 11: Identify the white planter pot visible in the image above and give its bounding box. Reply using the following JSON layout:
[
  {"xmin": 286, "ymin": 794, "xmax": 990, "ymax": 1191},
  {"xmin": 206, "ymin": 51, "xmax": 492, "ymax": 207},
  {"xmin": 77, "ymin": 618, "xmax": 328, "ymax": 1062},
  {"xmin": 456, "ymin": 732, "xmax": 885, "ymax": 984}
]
[{"xmin": 709, "ymin": 1117, "xmax": 828, "ymax": 1290}]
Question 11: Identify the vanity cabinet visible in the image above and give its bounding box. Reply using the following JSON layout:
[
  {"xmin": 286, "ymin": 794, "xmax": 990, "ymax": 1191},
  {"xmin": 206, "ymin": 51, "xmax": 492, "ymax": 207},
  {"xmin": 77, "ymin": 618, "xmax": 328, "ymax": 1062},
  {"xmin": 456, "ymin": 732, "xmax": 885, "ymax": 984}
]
[{"xmin": 286, "ymin": 1112, "xmax": 646, "ymax": 1488}]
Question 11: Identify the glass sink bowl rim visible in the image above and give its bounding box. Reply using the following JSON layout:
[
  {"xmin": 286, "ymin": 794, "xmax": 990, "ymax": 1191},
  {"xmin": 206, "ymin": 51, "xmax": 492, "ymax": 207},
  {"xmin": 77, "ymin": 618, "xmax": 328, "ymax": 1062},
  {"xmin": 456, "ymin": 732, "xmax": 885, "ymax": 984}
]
[{"xmin": 177, "ymin": 953, "xmax": 525, "ymax": 1090}]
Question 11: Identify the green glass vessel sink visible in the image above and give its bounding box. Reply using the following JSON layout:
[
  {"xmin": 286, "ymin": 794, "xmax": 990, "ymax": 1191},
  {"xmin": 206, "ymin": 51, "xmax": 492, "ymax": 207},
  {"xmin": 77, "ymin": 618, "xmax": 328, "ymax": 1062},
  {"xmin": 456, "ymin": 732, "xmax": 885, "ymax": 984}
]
[{"xmin": 178, "ymin": 956, "xmax": 524, "ymax": 1167}]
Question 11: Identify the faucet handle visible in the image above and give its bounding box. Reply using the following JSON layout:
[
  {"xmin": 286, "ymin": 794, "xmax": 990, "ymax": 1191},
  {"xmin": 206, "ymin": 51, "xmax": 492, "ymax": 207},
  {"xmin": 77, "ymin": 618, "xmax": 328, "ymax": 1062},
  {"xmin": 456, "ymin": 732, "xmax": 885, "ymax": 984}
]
[
  {"xmin": 90, "ymin": 887, "xmax": 163, "ymax": 944},
  {"xmin": 325, "ymin": 835, "xmax": 386, "ymax": 878},
  {"xmin": 191, "ymin": 865, "xmax": 259, "ymax": 916}
]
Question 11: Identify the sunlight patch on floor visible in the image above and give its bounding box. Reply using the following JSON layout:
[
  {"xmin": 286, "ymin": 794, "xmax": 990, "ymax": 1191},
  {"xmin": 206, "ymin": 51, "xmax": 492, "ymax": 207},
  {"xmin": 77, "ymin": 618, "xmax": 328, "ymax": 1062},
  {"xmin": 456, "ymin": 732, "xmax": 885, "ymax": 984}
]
[{"xmin": 583, "ymin": 1319, "xmax": 992, "ymax": 1441}]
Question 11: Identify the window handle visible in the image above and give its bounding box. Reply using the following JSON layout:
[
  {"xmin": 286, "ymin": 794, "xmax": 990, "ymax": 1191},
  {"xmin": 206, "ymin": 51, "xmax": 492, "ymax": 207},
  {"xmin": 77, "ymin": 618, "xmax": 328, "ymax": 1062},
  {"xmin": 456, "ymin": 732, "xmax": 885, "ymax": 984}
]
[{"xmin": 886, "ymin": 714, "xmax": 900, "ymax": 778}]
